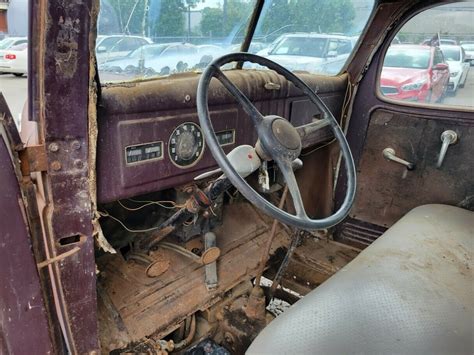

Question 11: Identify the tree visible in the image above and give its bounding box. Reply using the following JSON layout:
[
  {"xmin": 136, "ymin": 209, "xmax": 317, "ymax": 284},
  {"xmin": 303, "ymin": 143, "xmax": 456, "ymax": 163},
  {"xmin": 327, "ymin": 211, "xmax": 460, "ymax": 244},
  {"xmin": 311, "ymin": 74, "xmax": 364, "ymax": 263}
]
[
  {"xmin": 255, "ymin": 0, "xmax": 356, "ymax": 40},
  {"xmin": 200, "ymin": 0, "xmax": 253, "ymax": 40},
  {"xmin": 201, "ymin": 8, "xmax": 224, "ymax": 37},
  {"xmin": 152, "ymin": 0, "xmax": 187, "ymax": 37},
  {"xmin": 256, "ymin": 0, "xmax": 292, "ymax": 39},
  {"xmin": 104, "ymin": 0, "xmax": 146, "ymax": 35},
  {"xmin": 290, "ymin": 0, "xmax": 356, "ymax": 34}
]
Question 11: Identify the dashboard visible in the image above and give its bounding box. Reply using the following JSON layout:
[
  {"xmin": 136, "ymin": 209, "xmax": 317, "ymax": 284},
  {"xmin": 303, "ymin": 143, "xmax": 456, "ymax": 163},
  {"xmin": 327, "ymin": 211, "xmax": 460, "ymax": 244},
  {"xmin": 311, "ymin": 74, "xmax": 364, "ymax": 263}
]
[
  {"xmin": 96, "ymin": 71, "xmax": 346, "ymax": 204},
  {"xmin": 97, "ymin": 106, "xmax": 257, "ymax": 203}
]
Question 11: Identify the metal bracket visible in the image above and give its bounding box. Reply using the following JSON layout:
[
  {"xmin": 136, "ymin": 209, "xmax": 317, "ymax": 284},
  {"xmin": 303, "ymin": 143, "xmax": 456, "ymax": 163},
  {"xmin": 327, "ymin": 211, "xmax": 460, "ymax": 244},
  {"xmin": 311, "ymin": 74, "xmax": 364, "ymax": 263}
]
[{"xmin": 19, "ymin": 144, "xmax": 48, "ymax": 175}]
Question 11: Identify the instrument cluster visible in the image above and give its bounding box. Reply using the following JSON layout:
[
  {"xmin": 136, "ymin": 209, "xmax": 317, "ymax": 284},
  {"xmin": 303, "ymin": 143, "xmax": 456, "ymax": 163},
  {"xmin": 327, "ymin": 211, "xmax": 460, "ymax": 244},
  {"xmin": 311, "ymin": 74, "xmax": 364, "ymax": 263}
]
[{"xmin": 124, "ymin": 122, "xmax": 236, "ymax": 169}]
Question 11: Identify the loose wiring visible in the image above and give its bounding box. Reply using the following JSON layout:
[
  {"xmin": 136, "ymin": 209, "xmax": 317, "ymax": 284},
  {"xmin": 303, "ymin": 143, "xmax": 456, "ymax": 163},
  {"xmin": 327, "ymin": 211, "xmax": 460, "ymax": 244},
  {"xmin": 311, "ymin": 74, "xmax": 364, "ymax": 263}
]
[
  {"xmin": 98, "ymin": 210, "xmax": 163, "ymax": 233},
  {"xmin": 120, "ymin": 199, "xmax": 184, "ymax": 210}
]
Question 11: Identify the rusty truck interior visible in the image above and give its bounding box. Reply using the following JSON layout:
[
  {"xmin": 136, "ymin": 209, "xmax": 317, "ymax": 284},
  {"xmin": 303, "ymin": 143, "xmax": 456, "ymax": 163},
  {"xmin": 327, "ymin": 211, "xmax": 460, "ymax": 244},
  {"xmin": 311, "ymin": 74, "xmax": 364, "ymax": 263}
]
[{"xmin": 0, "ymin": 0, "xmax": 472, "ymax": 354}]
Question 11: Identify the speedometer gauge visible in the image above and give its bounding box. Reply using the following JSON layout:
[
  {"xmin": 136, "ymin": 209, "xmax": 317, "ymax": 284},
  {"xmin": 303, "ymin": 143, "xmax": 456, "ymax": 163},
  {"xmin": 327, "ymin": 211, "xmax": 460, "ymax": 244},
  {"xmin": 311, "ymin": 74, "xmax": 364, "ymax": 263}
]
[{"xmin": 168, "ymin": 122, "xmax": 205, "ymax": 168}]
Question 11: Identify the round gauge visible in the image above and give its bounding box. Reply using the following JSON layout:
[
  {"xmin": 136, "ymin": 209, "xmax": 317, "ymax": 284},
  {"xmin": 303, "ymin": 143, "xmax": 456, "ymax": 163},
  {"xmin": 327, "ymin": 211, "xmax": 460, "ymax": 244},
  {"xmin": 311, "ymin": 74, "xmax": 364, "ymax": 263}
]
[{"xmin": 168, "ymin": 122, "xmax": 205, "ymax": 168}]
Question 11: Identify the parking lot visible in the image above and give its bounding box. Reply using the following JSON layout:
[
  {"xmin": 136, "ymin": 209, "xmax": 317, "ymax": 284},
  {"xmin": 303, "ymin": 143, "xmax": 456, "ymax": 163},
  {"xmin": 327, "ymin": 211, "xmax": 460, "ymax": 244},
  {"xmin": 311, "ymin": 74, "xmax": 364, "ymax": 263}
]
[
  {"xmin": 1, "ymin": 69, "xmax": 473, "ymax": 130},
  {"xmin": 0, "ymin": 74, "xmax": 27, "ymax": 127}
]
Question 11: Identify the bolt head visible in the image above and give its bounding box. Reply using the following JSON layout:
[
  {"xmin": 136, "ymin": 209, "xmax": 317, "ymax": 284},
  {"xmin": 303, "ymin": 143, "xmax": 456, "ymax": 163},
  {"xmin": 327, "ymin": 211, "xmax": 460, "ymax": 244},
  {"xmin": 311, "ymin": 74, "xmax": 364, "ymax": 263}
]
[
  {"xmin": 74, "ymin": 159, "xmax": 84, "ymax": 169},
  {"xmin": 71, "ymin": 141, "xmax": 81, "ymax": 150},
  {"xmin": 51, "ymin": 161, "xmax": 61, "ymax": 171},
  {"xmin": 48, "ymin": 143, "xmax": 59, "ymax": 152}
]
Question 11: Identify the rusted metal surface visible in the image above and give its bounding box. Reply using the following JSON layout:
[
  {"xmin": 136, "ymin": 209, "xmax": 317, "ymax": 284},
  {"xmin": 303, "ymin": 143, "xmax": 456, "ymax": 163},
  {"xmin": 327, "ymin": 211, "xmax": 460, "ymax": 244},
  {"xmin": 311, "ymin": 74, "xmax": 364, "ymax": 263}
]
[
  {"xmin": 29, "ymin": 0, "xmax": 100, "ymax": 352},
  {"xmin": 0, "ymin": 102, "xmax": 54, "ymax": 353},
  {"xmin": 97, "ymin": 203, "xmax": 290, "ymax": 351},
  {"xmin": 19, "ymin": 144, "xmax": 47, "ymax": 175}
]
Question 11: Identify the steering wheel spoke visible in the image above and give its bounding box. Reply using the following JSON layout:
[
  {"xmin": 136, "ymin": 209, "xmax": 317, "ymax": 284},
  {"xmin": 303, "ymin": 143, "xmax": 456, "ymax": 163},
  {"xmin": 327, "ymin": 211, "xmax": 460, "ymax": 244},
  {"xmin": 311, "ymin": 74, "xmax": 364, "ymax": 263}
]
[
  {"xmin": 212, "ymin": 66, "xmax": 264, "ymax": 126},
  {"xmin": 296, "ymin": 118, "xmax": 334, "ymax": 148},
  {"xmin": 275, "ymin": 157, "xmax": 308, "ymax": 219}
]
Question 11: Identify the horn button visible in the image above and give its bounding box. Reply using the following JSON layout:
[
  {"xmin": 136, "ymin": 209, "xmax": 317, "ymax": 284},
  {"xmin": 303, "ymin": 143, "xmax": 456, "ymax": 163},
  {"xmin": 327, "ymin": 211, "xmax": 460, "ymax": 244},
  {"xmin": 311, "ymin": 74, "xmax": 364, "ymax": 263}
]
[{"xmin": 271, "ymin": 118, "xmax": 301, "ymax": 151}]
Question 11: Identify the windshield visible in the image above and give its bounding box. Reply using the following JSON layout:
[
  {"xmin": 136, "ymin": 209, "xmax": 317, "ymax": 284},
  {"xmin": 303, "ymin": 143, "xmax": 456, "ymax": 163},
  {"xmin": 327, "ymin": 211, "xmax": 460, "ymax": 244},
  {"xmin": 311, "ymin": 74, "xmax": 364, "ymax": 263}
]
[
  {"xmin": 462, "ymin": 44, "xmax": 474, "ymax": 51},
  {"xmin": 441, "ymin": 47, "xmax": 461, "ymax": 61},
  {"xmin": 269, "ymin": 37, "xmax": 327, "ymax": 57},
  {"xmin": 248, "ymin": 0, "xmax": 374, "ymax": 75},
  {"xmin": 0, "ymin": 38, "xmax": 15, "ymax": 50},
  {"xmin": 384, "ymin": 47, "xmax": 431, "ymax": 69},
  {"xmin": 128, "ymin": 44, "xmax": 169, "ymax": 59},
  {"xmin": 98, "ymin": 0, "xmax": 256, "ymax": 82},
  {"xmin": 97, "ymin": 0, "xmax": 374, "ymax": 81}
]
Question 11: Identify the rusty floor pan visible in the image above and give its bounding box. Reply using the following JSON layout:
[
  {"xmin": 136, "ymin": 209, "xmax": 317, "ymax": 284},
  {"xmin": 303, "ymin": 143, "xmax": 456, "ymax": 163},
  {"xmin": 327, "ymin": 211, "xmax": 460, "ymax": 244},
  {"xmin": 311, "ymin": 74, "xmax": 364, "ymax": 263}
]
[{"xmin": 98, "ymin": 202, "xmax": 290, "ymax": 345}]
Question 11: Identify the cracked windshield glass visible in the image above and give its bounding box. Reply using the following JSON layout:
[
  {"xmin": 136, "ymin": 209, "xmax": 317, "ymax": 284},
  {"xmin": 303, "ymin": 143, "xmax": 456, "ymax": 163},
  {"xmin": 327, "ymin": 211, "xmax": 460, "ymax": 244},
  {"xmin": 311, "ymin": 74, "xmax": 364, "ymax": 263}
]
[{"xmin": 98, "ymin": 0, "xmax": 374, "ymax": 82}]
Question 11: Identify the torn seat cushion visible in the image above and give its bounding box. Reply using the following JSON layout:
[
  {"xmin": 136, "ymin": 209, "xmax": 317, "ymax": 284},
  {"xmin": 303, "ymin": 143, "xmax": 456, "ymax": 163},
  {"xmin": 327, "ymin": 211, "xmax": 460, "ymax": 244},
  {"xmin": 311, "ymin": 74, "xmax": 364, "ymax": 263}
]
[{"xmin": 247, "ymin": 204, "xmax": 473, "ymax": 355}]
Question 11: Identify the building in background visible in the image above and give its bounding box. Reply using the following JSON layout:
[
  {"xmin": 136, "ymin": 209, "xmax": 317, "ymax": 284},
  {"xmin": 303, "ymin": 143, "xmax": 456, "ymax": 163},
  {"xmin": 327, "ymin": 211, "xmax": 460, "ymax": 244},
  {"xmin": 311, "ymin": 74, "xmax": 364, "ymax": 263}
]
[
  {"xmin": 4, "ymin": 0, "xmax": 27, "ymax": 36},
  {"xmin": 0, "ymin": 0, "xmax": 8, "ymax": 36}
]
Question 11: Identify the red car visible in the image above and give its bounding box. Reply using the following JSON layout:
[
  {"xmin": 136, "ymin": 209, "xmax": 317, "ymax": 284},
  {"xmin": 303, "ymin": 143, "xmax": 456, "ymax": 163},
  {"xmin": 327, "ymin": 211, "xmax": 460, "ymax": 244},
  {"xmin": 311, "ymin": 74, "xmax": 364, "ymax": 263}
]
[{"xmin": 380, "ymin": 44, "xmax": 449, "ymax": 103}]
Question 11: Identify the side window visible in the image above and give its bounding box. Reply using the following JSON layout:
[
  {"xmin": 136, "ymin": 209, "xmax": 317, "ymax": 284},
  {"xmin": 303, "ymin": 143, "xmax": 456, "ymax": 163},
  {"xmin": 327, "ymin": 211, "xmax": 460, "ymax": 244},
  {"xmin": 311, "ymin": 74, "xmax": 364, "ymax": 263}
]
[
  {"xmin": 162, "ymin": 46, "xmax": 180, "ymax": 56},
  {"xmin": 337, "ymin": 40, "xmax": 352, "ymax": 55},
  {"xmin": 379, "ymin": 2, "xmax": 473, "ymax": 109},
  {"xmin": 115, "ymin": 38, "xmax": 136, "ymax": 52},
  {"xmin": 98, "ymin": 37, "xmax": 120, "ymax": 51}
]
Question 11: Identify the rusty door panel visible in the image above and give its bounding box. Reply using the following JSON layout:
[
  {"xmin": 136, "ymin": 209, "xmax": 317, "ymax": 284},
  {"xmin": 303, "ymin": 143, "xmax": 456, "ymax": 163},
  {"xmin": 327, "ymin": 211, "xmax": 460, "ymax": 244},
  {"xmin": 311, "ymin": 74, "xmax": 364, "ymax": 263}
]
[
  {"xmin": 0, "ymin": 101, "xmax": 54, "ymax": 354},
  {"xmin": 352, "ymin": 110, "xmax": 474, "ymax": 228}
]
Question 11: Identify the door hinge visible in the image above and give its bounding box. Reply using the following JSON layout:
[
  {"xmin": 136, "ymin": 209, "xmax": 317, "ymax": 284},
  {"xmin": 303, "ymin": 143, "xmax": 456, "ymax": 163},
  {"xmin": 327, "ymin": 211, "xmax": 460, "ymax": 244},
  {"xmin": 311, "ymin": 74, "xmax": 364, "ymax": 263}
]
[{"xmin": 19, "ymin": 145, "xmax": 47, "ymax": 175}]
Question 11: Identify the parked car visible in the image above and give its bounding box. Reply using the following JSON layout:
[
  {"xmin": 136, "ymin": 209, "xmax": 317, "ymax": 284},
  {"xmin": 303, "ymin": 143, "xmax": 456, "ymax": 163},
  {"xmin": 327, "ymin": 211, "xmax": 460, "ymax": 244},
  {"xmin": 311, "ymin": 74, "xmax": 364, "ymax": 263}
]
[
  {"xmin": 100, "ymin": 42, "xmax": 224, "ymax": 78},
  {"xmin": 440, "ymin": 39, "xmax": 458, "ymax": 45},
  {"xmin": 96, "ymin": 35, "xmax": 153, "ymax": 64},
  {"xmin": 380, "ymin": 44, "xmax": 450, "ymax": 102},
  {"xmin": 440, "ymin": 45, "xmax": 470, "ymax": 92},
  {"xmin": 0, "ymin": 42, "xmax": 28, "ymax": 76},
  {"xmin": 460, "ymin": 43, "xmax": 474, "ymax": 66},
  {"xmin": 0, "ymin": 36, "xmax": 28, "ymax": 64},
  {"xmin": 421, "ymin": 37, "xmax": 457, "ymax": 46},
  {"xmin": 257, "ymin": 33, "xmax": 357, "ymax": 74},
  {"xmin": 230, "ymin": 41, "xmax": 268, "ymax": 54}
]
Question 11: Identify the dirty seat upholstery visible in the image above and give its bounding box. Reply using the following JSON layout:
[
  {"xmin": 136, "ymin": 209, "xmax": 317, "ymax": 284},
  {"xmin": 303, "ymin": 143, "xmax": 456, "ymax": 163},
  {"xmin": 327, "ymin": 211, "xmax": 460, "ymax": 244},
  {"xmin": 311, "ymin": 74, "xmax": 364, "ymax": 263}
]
[{"xmin": 247, "ymin": 204, "xmax": 473, "ymax": 355}]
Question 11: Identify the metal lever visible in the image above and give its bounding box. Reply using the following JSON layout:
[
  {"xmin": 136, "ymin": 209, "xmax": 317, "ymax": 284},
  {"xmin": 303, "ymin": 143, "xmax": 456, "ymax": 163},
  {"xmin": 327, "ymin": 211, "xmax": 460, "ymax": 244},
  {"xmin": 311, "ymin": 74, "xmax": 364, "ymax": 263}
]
[
  {"xmin": 204, "ymin": 232, "xmax": 218, "ymax": 290},
  {"xmin": 383, "ymin": 148, "xmax": 415, "ymax": 170},
  {"xmin": 437, "ymin": 130, "xmax": 457, "ymax": 168}
]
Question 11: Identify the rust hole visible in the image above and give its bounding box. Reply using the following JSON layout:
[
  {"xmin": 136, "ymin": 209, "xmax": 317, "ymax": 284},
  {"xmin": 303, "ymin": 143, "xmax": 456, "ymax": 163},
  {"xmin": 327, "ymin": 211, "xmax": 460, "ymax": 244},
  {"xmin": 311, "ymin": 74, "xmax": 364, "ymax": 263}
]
[{"xmin": 58, "ymin": 234, "xmax": 85, "ymax": 246}]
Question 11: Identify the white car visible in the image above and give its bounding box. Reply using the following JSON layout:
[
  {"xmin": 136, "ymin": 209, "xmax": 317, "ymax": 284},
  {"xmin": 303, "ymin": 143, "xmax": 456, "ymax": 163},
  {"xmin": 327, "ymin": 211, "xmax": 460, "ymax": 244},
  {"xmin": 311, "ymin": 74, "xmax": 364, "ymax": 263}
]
[
  {"xmin": 0, "ymin": 42, "xmax": 28, "ymax": 76},
  {"xmin": 440, "ymin": 45, "xmax": 470, "ymax": 92},
  {"xmin": 461, "ymin": 43, "xmax": 474, "ymax": 66},
  {"xmin": 96, "ymin": 35, "xmax": 153, "ymax": 64},
  {"xmin": 99, "ymin": 43, "xmax": 226, "ymax": 80},
  {"xmin": 0, "ymin": 36, "xmax": 28, "ymax": 63},
  {"xmin": 257, "ymin": 33, "xmax": 357, "ymax": 75}
]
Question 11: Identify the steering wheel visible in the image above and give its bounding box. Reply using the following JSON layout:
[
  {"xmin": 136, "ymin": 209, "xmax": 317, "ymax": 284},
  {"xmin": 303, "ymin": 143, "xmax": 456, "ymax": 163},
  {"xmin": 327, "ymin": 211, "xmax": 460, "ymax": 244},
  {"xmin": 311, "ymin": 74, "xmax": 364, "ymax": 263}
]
[{"xmin": 197, "ymin": 53, "xmax": 356, "ymax": 230}]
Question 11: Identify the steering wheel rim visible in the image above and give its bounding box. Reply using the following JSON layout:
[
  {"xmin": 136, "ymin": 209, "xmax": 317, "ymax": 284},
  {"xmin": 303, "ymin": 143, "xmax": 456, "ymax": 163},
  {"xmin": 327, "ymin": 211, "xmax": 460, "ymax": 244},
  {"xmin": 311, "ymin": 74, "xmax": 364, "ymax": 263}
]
[{"xmin": 197, "ymin": 52, "xmax": 356, "ymax": 230}]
